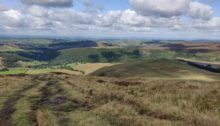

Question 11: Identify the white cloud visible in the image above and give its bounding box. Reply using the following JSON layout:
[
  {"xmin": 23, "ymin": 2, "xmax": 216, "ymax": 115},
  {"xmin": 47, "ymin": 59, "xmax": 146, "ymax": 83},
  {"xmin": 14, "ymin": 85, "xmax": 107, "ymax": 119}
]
[
  {"xmin": 27, "ymin": 16, "xmax": 54, "ymax": 30},
  {"xmin": 129, "ymin": 0, "xmax": 214, "ymax": 20},
  {"xmin": 0, "ymin": 4, "xmax": 8, "ymax": 11},
  {"xmin": 119, "ymin": 10, "xmax": 151, "ymax": 27},
  {"xmin": 28, "ymin": 5, "xmax": 48, "ymax": 17},
  {"xmin": 192, "ymin": 17, "xmax": 220, "ymax": 31},
  {"xmin": 96, "ymin": 10, "xmax": 182, "ymax": 32},
  {"xmin": 81, "ymin": 0, "xmax": 103, "ymax": 14},
  {"xmin": 0, "ymin": 0, "xmax": 219, "ymax": 39},
  {"xmin": 97, "ymin": 10, "xmax": 121, "ymax": 27},
  {"xmin": 49, "ymin": 9, "xmax": 95, "ymax": 25},
  {"xmin": 82, "ymin": 0, "xmax": 93, "ymax": 7},
  {"xmin": 0, "ymin": 9, "xmax": 27, "ymax": 28},
  {"xmin": 188, "ymin": 1, "xmax": 213, "ymax": 20},
  {"xmin": 0, "ymin": 7, "xmax": 217, "ymax": 35},
  {"xmin": 129, "ymin": 0, "xmax": 190, "ymax": 17},
  {"xmin": 21, "ymin": 0, "xmax": 73, "ymax": 7}
]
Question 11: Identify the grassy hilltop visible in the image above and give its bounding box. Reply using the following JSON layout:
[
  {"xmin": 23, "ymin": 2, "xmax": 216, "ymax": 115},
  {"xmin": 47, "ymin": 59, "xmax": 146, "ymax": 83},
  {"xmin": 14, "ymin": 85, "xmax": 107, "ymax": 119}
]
[
  {"xmin": 0, "ymin": 39, "xmax": 220, "ymax": 126},
  {"xmin": 0, "ymin": 73, "xmax": 220, "ymax": 126}
]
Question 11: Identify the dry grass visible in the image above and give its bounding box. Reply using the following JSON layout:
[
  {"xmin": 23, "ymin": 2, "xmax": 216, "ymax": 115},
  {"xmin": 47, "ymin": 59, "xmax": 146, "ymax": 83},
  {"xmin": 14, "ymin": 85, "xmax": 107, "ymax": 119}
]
[
  {"xmin": 0, "ymin": 75, "xmax": 32, "ymax": 109},
  {"xmin": 0, "ymin": 74, "xmax": 220, "ymax": 126},
  {"xmin": 11, "ymin": 79, "xmax": 47, "ymax": 126},
  {"xmin": 26, "ymin": 69, "xmax": 82, "ymax": 75},
  {"xmin": 179, "ymin": 74, "xmax": 216, "ymax": 81},
  {"xmin": 36, "ymin": 109, "xmax": 50, "ymax": 126},
  {"xmin": 75, "ymin": 63, "xmax": 116, "ymax": 75},
  {"xmin": 0, "ymin": 57, "xmax": 3, "ymax": 66}
]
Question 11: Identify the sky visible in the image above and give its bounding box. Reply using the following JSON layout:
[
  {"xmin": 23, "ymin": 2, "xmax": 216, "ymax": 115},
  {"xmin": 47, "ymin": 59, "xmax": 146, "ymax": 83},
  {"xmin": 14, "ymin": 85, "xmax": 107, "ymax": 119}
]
[{"xmin": 0, "ymin": 0, "xmax": 220, "ymax": 39}]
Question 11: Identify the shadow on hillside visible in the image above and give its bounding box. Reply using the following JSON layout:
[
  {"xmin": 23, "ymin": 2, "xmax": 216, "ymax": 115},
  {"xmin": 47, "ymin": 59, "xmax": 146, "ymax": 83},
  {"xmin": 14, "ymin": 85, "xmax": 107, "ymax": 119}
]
[
  {"xmin": 18, "ymin": 48, "xmax": 60, "ymax": 61},
  {"xmin": 162, "ymin": 44, "xmax": 210, "ymax": 54},
  {"xmin": 187, "ymin": 62, "xmax": 220, "ymax": 73}
]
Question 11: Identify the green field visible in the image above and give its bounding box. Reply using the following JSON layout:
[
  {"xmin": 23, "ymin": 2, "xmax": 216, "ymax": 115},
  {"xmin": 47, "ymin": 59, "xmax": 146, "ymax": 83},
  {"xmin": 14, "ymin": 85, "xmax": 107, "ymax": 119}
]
[
  {"xmin": 0, "ymin": 45, "xmax": 24, "ymax": 53},
  {"xmin": 0, "ymin": 68, "xmax": 27, "ymax": 75}
]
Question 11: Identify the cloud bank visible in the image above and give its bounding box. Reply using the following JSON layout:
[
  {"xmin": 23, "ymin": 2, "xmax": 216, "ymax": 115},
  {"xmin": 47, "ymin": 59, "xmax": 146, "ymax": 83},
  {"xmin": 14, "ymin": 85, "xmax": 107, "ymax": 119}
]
[
  {"xmin": 0, "ymin": 0, "xmax": 219, "ymax": 39},
  {"xmin": 21, "ymin": 0, "xmax": 73, "ymax": 7}
]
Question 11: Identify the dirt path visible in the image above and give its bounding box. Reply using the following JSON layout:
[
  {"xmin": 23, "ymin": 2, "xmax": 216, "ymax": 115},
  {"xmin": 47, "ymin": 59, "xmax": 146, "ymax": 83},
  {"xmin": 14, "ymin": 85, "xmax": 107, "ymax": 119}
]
[
  {"xmin": 31, "ymin": 79, "xmax": 69, "ymax": 126},
  {"xmin": 0, "ymin": 81, "xmax": 39, "ymax": 126},
  {"xmin": 36, "ymin": 109, "xmax": 50, "ymax": 126}
]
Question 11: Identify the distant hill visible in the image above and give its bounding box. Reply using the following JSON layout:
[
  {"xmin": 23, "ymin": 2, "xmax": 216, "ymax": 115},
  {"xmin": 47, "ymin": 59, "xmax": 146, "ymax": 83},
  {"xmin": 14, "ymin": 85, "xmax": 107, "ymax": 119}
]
[
  {"xmin": 17, "ymin": 41, "xmax": 98, "ymax": 61},
  {"xmin": 48, "ymin": 40, "xmax": 98, "ymax": 50},
  {"xmin": 50, "ymin": 48, "xmax": 141, "ymax": 65}
]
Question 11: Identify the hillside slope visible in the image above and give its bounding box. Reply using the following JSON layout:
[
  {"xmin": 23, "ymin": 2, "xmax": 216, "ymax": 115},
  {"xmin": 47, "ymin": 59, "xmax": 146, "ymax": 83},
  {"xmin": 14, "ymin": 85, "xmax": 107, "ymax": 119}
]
[
  {"xmin": 90, "ymin": 59, "xmax": 219, "ymax": 79},
  {"xmin": 0, "ymin": 74, "xmax": 220, "ymax": 126}
]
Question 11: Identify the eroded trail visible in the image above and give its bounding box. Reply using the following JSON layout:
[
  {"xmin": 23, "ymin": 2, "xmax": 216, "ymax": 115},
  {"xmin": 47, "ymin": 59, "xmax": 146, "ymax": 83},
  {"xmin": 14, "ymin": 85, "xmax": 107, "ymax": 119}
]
[
  {"xmin": 1, "ymin": 74, "xmax": 220, "ymax": 126},
  {"xmin": 32, "ymin": 79, "xmax": 74, "ymax": 126},
  {"xmin": 0, "ymin": 81, "xmax": 39, "ymax": 126},
  {"xmin": 31, "ymin": 75, "xmax": 95, "ymax": 126}
]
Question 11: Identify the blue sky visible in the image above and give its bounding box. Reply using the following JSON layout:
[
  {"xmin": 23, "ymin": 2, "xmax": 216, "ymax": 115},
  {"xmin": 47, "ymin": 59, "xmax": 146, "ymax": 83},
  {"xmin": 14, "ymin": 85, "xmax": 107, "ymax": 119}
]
[
  {"xmin": 0, "ymin": 0, "xmax": 220, "ymax": 39},
  {"xmin": 202, "ymin": 0, "xmax": 220, "ymax": 16},
  {"xmin": 76, "ymin": 0, "xmax": 130, "ymax": 12},
  {"xmin": 3, "ymin": 0, "xmax": 220, "ymax": 15},
  {"xmin": 2, "ymin": 0, "xmax": 131, "ymax": 12}
]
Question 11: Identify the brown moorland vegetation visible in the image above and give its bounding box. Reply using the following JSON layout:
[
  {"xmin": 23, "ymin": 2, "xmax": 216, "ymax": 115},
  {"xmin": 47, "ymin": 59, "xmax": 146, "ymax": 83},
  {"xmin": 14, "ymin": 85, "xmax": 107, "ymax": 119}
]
[{"xmin": 0, "ymin": 73, "xmax": 220, "ymax": 126}]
